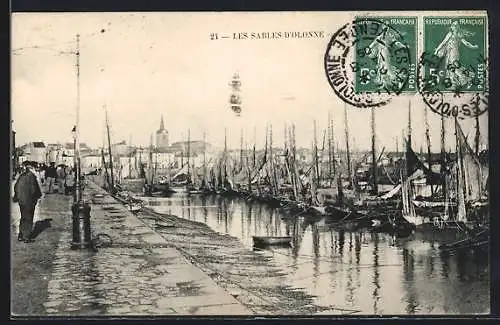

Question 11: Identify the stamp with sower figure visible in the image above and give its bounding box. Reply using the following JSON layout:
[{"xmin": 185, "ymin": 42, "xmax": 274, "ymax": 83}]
[
  {"xmin": 418, "ymin": 16, "xmax": 488, "ymax": 119},
  {"xmin": 324, "ymin": 17, "xmax": 416, "ymax": 108}
]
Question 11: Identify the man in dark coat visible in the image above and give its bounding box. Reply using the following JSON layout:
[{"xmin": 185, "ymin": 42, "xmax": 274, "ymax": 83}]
[
  {"xmin": 45, "ymin": 162, "xmax": 58, "ymax": 193},
  {"xmin": 13, "ymin": 161, "xmax": 42, "ymax": 242}
]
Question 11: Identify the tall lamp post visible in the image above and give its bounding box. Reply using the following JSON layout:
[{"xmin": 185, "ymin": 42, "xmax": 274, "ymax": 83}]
[
  {"xmin": 71, "ymin": 125, "xmax": 78, "ymax": 202},
  {"xmin": 70, "ymin": 34, "xmax": 91, "ymax": 250}
]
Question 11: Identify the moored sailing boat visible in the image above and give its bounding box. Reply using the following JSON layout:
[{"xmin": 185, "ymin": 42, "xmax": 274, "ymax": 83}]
[{"xmin": 401, "ymin": 115, "xmax": 488, "ymax": 232}]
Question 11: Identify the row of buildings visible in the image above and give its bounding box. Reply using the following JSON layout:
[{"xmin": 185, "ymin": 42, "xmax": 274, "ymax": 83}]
[
  {"xmin": 15, "ymin": 138, "xmax": 217, "ymax": 174},
  {"xmin": 15, "ymin": 138, "xmax": 411, "ymax": 172},
  {"xmin": 14, "ymin": 116, "xmax": 416, "ymax": 178}
]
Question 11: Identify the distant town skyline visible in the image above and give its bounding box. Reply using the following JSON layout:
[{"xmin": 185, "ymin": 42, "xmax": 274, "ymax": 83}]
[{"xmin": 12, "ymin": 12, "xmax": 488, "ymax": 152}]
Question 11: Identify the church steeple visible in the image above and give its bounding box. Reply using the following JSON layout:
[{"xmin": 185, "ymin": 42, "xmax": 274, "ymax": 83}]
[
  {"xmin": 156, "ymin": 114, "xmax": 169, "ymax": 149},
  {"xmin": 159, "ymin": 115, "xmax": 165, "ymax": 131}
]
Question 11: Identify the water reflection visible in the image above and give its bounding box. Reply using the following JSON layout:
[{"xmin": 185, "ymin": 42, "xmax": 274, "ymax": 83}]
[
  {"xmin": 145, "ymin": 194, "xmax": 490, "ymax": 315},
  {"xmin": 402, "ymin": 248, "xmax": 418, "ymax": 314},
  {"xmin": 372, "ymin": 234, "xmax": 380, "ymax": 314}
]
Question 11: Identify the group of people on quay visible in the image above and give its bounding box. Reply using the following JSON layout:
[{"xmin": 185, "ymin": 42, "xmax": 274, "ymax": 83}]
[
  {"xmin": 12, "ymin": 161, "xmax": 79, "ymax": 243},
  {"xmin": 13, "ymin": 161, "xmax": 77, "ymax": 195}
]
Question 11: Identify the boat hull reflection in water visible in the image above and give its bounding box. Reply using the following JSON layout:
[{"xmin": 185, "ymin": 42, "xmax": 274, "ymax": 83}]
[{"xmin": 145, "ymin": 194, "xmax": 490, "ymax": 315}]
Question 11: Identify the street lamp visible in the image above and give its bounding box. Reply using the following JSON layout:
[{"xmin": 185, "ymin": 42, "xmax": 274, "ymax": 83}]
[{"xmin": 70, "ymin": 123, "xmax": 91, "ymax": 250}]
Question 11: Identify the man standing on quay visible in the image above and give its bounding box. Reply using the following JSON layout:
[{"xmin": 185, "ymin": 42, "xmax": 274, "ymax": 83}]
[
  {"xmin": 45, "ymin": 162, "xmax": 57, "ymax": 193},
  {"xmin": 13, "ymin": 161, "xmax": 43, "ymax": 243}
]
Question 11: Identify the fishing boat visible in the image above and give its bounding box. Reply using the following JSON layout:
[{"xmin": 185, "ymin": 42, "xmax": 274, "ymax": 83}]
[
  {"xmin": 169, "ymin": 166, "xmax": 190, "ymax": 193},
  {"xmin": 151, "ymin": 176, "xmax": 173, "ymax": 192},
  {"xmin": 438, "ymin": 227, "xmax": 489, "ymax": 252},
  {"xmin": 252, "ymin": 236, "xmax": 292, "ymax": 247},
  {"xmin": 400, "ymin": 103, "xmax": 488, "ymax": 233},
  {"xmin": 170, "ymin": 184, "xmax": 189, "ymax": 193},
  {"xmin": 187, "ymin": 187, "xmax": 203, "ymax": 194},
  {"xmin": 125, "ymin": 201, "xmax": 144, "ymax": 212}
]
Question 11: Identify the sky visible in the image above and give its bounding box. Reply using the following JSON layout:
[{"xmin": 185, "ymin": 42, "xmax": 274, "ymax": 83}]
[{"xmin": 12, "ymin": 11, "xmax": 488, "ymax": 152}]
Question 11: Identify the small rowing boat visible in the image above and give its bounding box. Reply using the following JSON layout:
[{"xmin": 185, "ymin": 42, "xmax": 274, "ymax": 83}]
[
  {"xmin": 125, "ymin": 202, "xmax": 144, "ymax": 212},
  {"xmin": 252, "ymin": 236, "xmax": 292, "ymax": 247}
]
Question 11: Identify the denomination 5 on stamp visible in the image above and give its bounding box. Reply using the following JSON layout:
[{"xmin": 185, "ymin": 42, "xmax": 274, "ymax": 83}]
[
  {"xmin": 422, "ymin": 16, "xmax": 486, "ymax": 93},
  {"xmin": 355, "ymin": 16, "xmax": 418, "ymax": 94},
  {"xmin": 324, "ymin": 18, "xmax": 413, "ymax": 108}
]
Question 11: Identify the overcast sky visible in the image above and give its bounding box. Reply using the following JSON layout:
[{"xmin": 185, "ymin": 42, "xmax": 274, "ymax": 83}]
[{"xmin": 12, "ymin": 11, "xmax": 488, "ymax": 152}]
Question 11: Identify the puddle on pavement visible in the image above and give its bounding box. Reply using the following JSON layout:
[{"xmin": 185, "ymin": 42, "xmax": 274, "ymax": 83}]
[
  {"xmin": 176, "ymin": 281, "xmax": 205, "ymax": 297},
  {"xmin": 108, "ymin": 215, "xmax": 126, "ymax": 219}
]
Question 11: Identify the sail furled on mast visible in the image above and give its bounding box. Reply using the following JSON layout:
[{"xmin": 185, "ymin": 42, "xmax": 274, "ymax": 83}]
[
  {"xmin": 455, "ymin": 120, "xmax": 484, "ymax": 202},
  {"xmin": 404, "ymin": 138, "xmax": 441, "ymax": 186}
]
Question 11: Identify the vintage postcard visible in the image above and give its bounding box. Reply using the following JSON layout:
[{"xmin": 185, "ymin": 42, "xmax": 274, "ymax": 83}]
[{"xmin": 11, "ymin": 11, "xmax": 489, "ymax": 317}]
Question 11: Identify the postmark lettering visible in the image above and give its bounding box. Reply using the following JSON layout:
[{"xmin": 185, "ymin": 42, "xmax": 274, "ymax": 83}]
[
  {"xmin": 324, "ymin": 18, "xmax": 412, "ymax": 108},
  {"xmin": 419, "ymin": 16, "xmax": 488, "ymax": 118}
]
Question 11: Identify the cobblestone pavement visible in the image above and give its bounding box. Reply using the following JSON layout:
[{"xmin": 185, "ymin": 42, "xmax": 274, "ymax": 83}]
[{"xmin": 41, "ymin": 182, "xmax": 251, "ymax": 316}]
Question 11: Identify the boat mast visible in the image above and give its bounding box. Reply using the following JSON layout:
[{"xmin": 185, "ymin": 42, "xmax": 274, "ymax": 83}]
[
  {"xmin": 138, "ymin": 146, "xmax": 142, "ymax": 177},
  {"xmin": 187, "ymin": 129, "xmax": 191, "ymax": 181},
  {"xmin": 344, "ymin": 103, "xmax": 353, "ymax": 189},
  {"xmin": 284, "ymin": 123, "xmax": 288, "ymax": 155},
  {"xmin": 455, "ymin": 118, "xmax": 467, "ymax": 222},
  {"xmin": 328, "ymin": 111, "xmax": 336, "ymax": 186},
  {"xmin": 474, "ymin": 113, "xmax": 481, "ymax": 155},
  {"xmin": 240, "ymin": 128, "xmax": 244, "ymax": 173},
  {"xmin": 154, "ymin": 138, "xmax": 158, "ymax": 185},
  {"xmin": 167, "ymin": 153, "xmax": 171, "ymax": 184},
  {"xmin": 290, "ymin": 124, "xmax": 299, "ymax": 200},
  {"xmin": 424, "ymin": 105, "xmax": 434, "ymax": 195},
  {"xmin": 149, "ymin": 133, "xmax": 154, "ymax": 192},
  {"xmin": 104, "ymin": 105, "xmax": 115, "ymax": 193},
  {"xmin": 245, "ymin": 139, "xmax": 252, "ymax": 193},
  {"xmin": 327, "ymin": 111, "xmax": 332, "ymax": 185},
  {"xmin": 314, "ymin": 120, "xmax": 320, "ymax": 190},
  {"xmin": 128, "ymin": 134, "xmax": 132, "ymax": 179},
  {"xmin": 252, "ymin": 126, "xmax": 257, "ymax": 169},
  {"xmin": 311, "ymin": 120, "xmax": 319, "ymax": 202},
  {"xmin": 203, "ymin": 130, "xmax": 207, "ymax": 187},
  {"xmin": 371, "ymin": 107, "xmax": 378, "ymax": 195},
  {"xmin": 440, "ymin": 106, "xmax": 446, "ymax": 199},
  {"xmin": 224, "ymin": 128, "xmax": 228, "ymax": 184},
  {"xmin": 403, "ymin": 100, "xmax": 417, "ymax": 218},
  {"xmin": 284, "ymin": 123, "xmax": 292, "ymax": 186},
  {"xmin": 407, "ymin": 100, "xmax": 412, "ymax": 170},
  {"xmin": 269, "ymin": 124, "xmax": 276, "ymax": 195}
]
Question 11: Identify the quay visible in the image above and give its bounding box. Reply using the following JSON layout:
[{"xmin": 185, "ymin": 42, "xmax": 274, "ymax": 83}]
[{"xmin": 11, "ymin": 180, "xmax": 251, "ymax": 316}]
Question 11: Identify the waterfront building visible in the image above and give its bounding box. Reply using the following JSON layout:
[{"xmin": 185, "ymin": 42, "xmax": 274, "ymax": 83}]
[
  {"xmin": 19, "ymin": 141, "xmax": 47, "ymax": 163},
  {"xmin": 81, "ymin": 152, "xmax": 102, "ymax": 172}
]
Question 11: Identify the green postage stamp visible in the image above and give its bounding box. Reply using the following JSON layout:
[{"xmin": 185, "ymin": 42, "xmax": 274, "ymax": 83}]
[
  {"xmin": 422, "ymin": 16, "xmax": 487, "ymax": 93},
  {"xmin": 354, "ymin": 17, "xmax": 418, "ymax": 94}
]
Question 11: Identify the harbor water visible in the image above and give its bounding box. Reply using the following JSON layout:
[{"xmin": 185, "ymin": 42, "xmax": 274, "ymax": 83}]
[{"xmin": 144, "ymin": 193, "xmax": 489, "ymax": 315}]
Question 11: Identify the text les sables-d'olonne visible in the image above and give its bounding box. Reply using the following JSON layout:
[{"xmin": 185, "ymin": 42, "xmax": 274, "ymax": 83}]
[{"xmin": 210, "ymin": 31, "xmax": 325, "ymax": 40}]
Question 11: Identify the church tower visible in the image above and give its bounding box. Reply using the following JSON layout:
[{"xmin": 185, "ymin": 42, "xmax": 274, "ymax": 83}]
[{"xmin": 156, "ymin": 115, "xmax": 169, "ymax": 149}]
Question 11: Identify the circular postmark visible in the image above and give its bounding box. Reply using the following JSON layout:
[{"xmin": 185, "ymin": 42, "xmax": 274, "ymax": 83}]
[
  {"xmin": 324, "ymin": 18, "xmax": 412, "ymax": 108},
  {"xmin": 417, "ymin": 51, "xmax": 488, "ymax": 119}
]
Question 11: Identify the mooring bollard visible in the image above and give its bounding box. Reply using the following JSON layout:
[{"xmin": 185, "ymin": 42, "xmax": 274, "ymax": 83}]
[
  {"xmin": 82, "ymin": 203, "xmax": 92, "ymax": 245},
  {"xmin": 71, "ymin": 203, "xmax": 81, "ymax": 248},
  {"xmin": 70, "ymin": 201, "xmax": 92, "ymax": 250}
]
